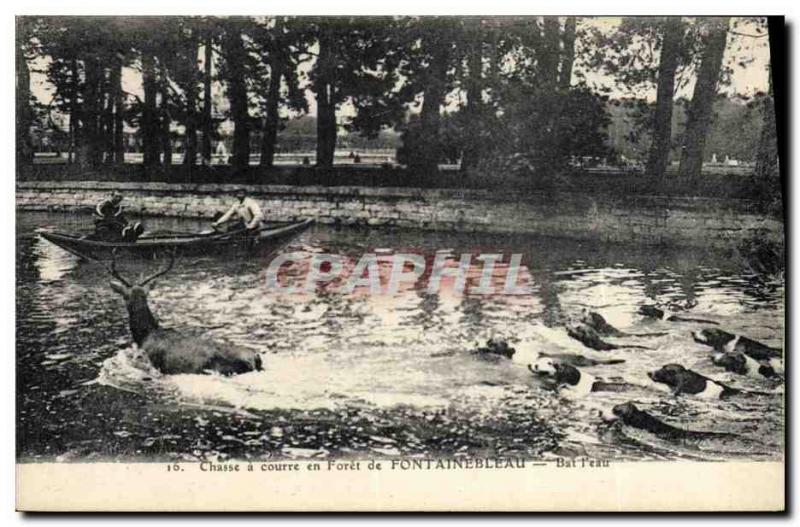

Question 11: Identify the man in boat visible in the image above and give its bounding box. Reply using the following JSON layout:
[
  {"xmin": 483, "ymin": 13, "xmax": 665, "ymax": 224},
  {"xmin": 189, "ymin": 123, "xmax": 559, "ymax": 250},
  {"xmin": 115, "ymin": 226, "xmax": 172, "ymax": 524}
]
[
  {"xmin": 91, "ymin": 192, "xmax": 144, "ymax": 242},
  {"xmin": 212, "ymin": 189, "xmax": 265, "ymax": 233}
]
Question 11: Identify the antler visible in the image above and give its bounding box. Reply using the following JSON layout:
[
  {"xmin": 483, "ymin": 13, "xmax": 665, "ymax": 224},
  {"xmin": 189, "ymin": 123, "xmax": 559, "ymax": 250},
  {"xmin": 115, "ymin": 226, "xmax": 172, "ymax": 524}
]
[
  {"xmin": 140, "ymin": 250, "xmax": 176, "ymax": 286},
  {"xmin": 103, "ymin": 249, "xmax": 132, "ymax": 287}
]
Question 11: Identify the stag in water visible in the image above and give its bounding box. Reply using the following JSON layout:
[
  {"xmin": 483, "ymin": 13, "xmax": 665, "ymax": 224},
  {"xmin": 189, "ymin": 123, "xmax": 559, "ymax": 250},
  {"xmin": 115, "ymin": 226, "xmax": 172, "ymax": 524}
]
[{"xmin": 104, "ymin": 252, "xmax": 262, "ymax": 375}]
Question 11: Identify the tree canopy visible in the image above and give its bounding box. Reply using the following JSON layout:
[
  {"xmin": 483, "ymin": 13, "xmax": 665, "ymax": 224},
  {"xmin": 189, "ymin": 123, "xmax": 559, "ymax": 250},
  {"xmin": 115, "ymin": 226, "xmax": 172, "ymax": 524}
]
[{"xmin": 17, "ymin": 16, "xmax": 776, "ymax": 188}]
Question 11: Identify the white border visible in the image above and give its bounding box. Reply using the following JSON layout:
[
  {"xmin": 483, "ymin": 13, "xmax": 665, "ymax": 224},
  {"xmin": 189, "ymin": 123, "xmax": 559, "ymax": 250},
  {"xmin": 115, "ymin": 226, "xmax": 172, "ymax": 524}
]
[{"xmin": 3, "ymin": 1, "xmax": 797, "ymax": 524}]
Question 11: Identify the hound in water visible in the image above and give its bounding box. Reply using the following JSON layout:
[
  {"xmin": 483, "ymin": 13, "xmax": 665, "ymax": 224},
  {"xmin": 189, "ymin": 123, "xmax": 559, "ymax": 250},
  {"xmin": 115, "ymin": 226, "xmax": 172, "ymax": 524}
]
[
  {"xmin": 648, "ymin": 364, "xmax": 774, "ymax": 399},
  {"xmin": 529, "ymin": 357, "xmax": 636, "ymax": 397},
  {"xmin": 711, "ymin": 351, "xmax": 780, "ymax": 379},
  {"xmin": 609, "ymin": 402, "xmax": 734, "ymax": 441},
  {"xmin": 578, "ymin": 309, "xmax": 666, "ymax": 338},
  {"xmin": 638, "ymin": 305, "xmax": 719, "ymax": 325},
  {"xmin": 566, "ymin": 322, "xmax": 650, "ymax": 351}
]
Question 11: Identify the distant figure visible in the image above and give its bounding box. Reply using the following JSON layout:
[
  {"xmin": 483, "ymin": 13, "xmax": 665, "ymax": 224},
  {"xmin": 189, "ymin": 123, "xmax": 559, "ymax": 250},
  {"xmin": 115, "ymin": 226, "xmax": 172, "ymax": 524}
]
[
  {"xmin": 302, "ymin": 156, "xmax": 311, "ymax": 166},
  {"xmin": 354, "ymin": 153, "xmax": 361, "ymax": 164},
  {"xmin": 348, "ymin": 151, "xmax": 355, "ymax": 159},
  {"xmin": 711, "ymin": 153, "xmax": 718, "ymax": 164},
  {"xmin": 214, "ymin": 141, "xmax": 228, "ymax": 165},
  {"xmin": 212, "ymin": 189, "xmax": 265, "ymax": 233}
]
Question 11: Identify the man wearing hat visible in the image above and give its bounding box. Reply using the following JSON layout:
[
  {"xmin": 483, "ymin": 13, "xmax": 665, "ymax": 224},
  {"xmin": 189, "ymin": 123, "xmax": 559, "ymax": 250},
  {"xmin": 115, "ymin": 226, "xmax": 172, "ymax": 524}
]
[{"xmin": 92, "ymin": 192, "xmax": 144, "ymax": 242}]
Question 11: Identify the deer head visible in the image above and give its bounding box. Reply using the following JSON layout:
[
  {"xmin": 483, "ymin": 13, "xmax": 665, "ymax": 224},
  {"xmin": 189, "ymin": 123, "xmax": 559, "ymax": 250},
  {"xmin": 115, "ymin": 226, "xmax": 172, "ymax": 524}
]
[{"xmin": 105, "ymin": 251, "xmax": 175, "ymax": 346}]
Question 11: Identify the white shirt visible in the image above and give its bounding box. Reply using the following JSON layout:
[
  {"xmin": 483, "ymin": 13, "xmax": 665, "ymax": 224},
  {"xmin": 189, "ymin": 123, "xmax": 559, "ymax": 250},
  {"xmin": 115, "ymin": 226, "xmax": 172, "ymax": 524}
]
[{"xmin": 216, "ymin": 197, "xmax": 264, "ymax": 229}]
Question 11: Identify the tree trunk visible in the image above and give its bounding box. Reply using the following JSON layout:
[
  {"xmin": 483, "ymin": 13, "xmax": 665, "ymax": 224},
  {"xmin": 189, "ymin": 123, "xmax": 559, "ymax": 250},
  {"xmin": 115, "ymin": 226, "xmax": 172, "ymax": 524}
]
[
  {"xmin": 201, "ymin": 31, "xmax": 213, "ymax": 165},
  {"xmin": 111, "ymin": 62, "xmax": 125, "ymax": 164},
  {"xmin": 536, "ymin": 16, "xmax": 567, "ymax": 172},
  {"xmin": 68, "ymin": 58, "xmax": 80, "ymax": 164},
  {"xmin": 487, "ymin": 26, "xmax": 500, "ymax": 104},
  {"xmin": 80, "ymin": 56, "xmax": 103, "ymax": 167},
  {"xmin": 645, "ymin": 17, "xmax": 683, "ymax": 180},
  {"xmin": 411, "ymin": 29, "xmax": 449, "ymax": 176},
  {"xmin": 755, "ymin": 66, "xmax": 777, "ymax": 182},
  {"xmin": 102, "ymin": 74, "xmax": 115, "ymax": 163},
  {"xmin": 160, "ymin": 80, "xmax": 172, "ymax": 167},
  {"xmin": 558, "ymin": 17, "xmax": 577, "ymax": 92},
  {"xmin": 16, "ymin": 36, "xmax": 34, "ymax": 165},
  {"xmin": 142, "ymin": 52, "xmax": 161, "ymax": 168},
  {"xmin": 183, "ymin": 36, "xmax": 199, "ymax": 169},
  {"xmin": 539, "ymin": 17, "xmax": 561, "ymax": 93},
  {"xmin": 222, "ymin": 30, "xmax": 250, "ymax": 170},
  {"xmin": 315, "ymin": 25, "xmax": 337, "ymax": 169},
  {"xmin": 678, "ymin": 17, "xmax": 729, "ymax": 181},
  {"xmin": 461, "ymin": 21, "xmax": 483, "ymax": 172},
  {"xmin": 259, "ymin": 54, "xmax": 283, "ymax": 168}
]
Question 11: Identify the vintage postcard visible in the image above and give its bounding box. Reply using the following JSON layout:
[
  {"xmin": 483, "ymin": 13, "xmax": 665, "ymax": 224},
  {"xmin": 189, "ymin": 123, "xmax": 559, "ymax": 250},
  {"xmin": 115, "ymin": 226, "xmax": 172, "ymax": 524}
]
[{"xmin": 15, "ymin": 14, "xmax": 785, "ymax": 511}]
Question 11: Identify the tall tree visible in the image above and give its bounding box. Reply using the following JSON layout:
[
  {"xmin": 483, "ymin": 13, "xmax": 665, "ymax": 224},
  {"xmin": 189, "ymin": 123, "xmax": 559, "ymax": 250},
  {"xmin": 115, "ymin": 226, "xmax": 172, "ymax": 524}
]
[
  {"xmin": 679, "ymin": 17, "xmax": 730, "ymax": 180},
  {"xmin": 395, "ymin": 17, "xmax": 461, "ymax": 177},
  {"xmin": 182, "ymin": 32, "xmax": 200, "ymax": 168},
  {"xmin": 38, "ymin": 18, "xmax": 134, "ymax": 167},
  {"xmin": 309, "ymin": 17, "xmax": 405, "ymax": 169},
  {"xmin": 141, "ymin": 50, "xmax": 161, "ymax": 167},
  {"xmin": 77, "ymin": 52, "xmax": 103, "ymax": 166},
  {"xmin": 251, "ymin": 18, "xmax": 310, "ymax": 168},
  {"xmin": 110, "ymin": 59, "xmax": 125, "ymax": 164},
  {"xmin": 460, "ymin": 18, "xmax": 485, "ymax": 171},
  {"xmin": 558, "ymin": 17, "xmax": 578, "ymax": 91},
  {"xmin": 313, "ymin": 20, "xmax": 337, "ymax": 168},
  {"xmin": 259, "ymin": 52, "xmax": 283, "ymax": 168},
  {"xmin": 645, "ymin": 17, "xmax": 684, "ymax": 180},
  {"xmin": 414, "ymin": 23, "xmax": 451, "ymax": 175},
  {"xmin": 755, "ymin": 20, "xmax": 778, "ymax": 185},
  {"xmin": 218, "ymin": 17, "xmax": 253, "ymax": 170},
  {"xmin": 539, "ymin": 17, "xmax": 561, "ymax": 93},
  {"xmin": 159, "ymin": 72, "xmax": 172, "ymax": 166},
  {"xmin": 201, "ymin": 23, "xmax": 215, "ymax": 165},
  {"xmin": 16, "ymin": 18, "xmax": 35, "ymax": 165}
]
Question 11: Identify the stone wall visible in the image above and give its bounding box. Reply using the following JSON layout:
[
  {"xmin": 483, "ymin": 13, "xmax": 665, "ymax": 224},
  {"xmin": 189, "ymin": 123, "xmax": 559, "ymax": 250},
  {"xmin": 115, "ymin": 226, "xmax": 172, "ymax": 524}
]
[{"xmin": 17, "ymin": 180, "xmax": 784, "ymax": 249}]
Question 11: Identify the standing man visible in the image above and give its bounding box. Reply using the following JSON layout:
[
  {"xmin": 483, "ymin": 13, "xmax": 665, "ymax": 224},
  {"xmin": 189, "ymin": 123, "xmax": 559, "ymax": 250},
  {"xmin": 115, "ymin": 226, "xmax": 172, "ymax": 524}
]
[{"xmin": 212, "ymin": 189, "xmax": 265, "ymax": 232}]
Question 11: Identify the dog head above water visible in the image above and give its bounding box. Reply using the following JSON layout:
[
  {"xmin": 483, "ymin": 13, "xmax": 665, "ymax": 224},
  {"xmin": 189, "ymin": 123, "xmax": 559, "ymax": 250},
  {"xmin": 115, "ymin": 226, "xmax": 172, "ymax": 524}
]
[
  {"xmin": 712, "ymin": 351, "xmax": 777, "ymax": 378},
  {"xmin": 475, "ymin": 339, "xmax": 516, "ymax": 359},
  {"xmin": 692, "ymin": 328, "xmax": 735, "ymax": 348},
  {"xmin": 647, "ymin": 363, "xmax": 689, "ymax": 387},
  {"xmin": 528, "ymin": 358, "xmax": 580, "ymax": 386},
  {"xmin": 612, "ymin": 402, "xmax": 639, "ymax": 419},
  {"xmin": 638, "ymin": 305, "xmax": 665, "ymax": 319},
  {"xmin": 711, "ymin": 351, "xmax": 747, "ymax": 374}
]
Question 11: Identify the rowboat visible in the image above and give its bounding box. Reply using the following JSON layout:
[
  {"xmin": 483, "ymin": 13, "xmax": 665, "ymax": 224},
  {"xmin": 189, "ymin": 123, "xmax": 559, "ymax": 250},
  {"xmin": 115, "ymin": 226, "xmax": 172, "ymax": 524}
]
[{"xmin": 38, "ymin": 218, "xmax": 315, "ymax": 260}]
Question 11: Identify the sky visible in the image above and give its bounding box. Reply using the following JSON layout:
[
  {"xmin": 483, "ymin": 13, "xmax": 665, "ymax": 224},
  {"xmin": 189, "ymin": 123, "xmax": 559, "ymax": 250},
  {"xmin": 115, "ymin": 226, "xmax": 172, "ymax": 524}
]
[{"xmin": 27, "ymin": 16, "xmax": 772, "ymax": 129}]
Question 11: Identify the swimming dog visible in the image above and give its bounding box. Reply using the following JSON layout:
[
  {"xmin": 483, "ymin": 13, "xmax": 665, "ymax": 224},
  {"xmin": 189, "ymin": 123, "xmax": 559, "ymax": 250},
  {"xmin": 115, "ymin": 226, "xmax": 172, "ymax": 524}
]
[
  {"xmin": 472, "ymin": 339, "xmax": 516, "ymax": 360},
  {"xmin": 648, "ymin": 364, "xmax": 773, "ymax": 399},
  {"xmin": 566, "ymin": 323, "xmax": 650, "ymax": 351},
  {"xmin": 579, "ymin": 309, "xmax": 666, "ymax": 338},
  {"xmin": 538, "ymin": 352, "xmax": 625, "ymax": 367},
  {"xmin": 692, "ymin": 328, "xmax": 782, "ymax": 362},
  {"xmin": 648, "ymin": 364, "xmax": 738, "ymax": 399},
  {"xmin": 711, "ymin": 351, "xmax": 779, "ymax": 379},
  {"xmin": 638, "ymin": 305, "xmax": 719, "ymax": 325},
  {"xmin": 529, "ymin": 358, "xmax": 634, "ymax": 396},
  {"xmin": 611, "ymin": 402, "xmax": 732, "ymax": 441}
]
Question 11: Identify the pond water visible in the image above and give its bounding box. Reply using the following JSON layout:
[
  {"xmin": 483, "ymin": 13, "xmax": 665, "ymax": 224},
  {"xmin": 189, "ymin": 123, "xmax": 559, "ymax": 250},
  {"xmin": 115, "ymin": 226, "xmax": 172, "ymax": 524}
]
[{"xmin": 17, "ymin": 211, "xmax": 784, "ymax": 462}]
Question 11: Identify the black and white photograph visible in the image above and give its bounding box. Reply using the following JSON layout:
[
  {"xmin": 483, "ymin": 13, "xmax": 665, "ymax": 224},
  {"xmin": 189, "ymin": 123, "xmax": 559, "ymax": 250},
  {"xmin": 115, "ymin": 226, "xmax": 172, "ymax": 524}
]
[{"xmin": 13, "ymin": 13, "xmax": 785, "ymax": 511}]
